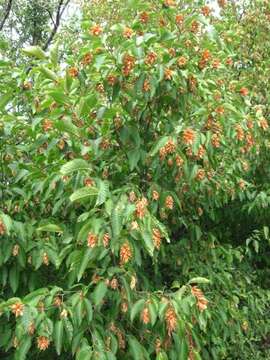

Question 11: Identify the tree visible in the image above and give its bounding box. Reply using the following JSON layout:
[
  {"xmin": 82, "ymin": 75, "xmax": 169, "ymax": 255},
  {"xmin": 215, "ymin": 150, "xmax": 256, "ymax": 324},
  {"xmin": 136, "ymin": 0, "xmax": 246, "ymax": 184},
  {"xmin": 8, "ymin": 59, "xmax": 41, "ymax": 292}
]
[{"xmin": 0, "ymin": 0, "xmax": 270, "ymax": 359}]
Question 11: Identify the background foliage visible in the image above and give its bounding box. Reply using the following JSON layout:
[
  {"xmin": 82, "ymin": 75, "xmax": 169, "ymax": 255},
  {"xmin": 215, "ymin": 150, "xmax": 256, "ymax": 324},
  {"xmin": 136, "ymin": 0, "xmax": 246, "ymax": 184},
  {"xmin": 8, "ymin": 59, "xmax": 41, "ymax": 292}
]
[{"xmin": 0, "ymin": 0, "xmax": 270, "ymax": 359}]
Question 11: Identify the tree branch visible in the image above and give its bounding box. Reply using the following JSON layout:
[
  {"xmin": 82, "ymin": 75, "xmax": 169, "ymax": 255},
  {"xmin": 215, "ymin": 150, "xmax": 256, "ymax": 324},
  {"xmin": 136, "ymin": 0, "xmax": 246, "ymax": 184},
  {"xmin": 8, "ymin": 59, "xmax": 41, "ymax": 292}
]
[
  {"xmin": 0, "ymin": 0, "xmax": 13, "ymax": 31},
  {"xmin": 42, "ymin": 0, "xmax": 70, "ymax": 51}
]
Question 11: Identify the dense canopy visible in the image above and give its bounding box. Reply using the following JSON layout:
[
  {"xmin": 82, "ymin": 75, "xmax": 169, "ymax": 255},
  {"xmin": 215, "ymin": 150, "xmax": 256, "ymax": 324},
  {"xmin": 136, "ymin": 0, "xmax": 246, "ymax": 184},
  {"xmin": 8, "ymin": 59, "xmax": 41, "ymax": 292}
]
[{"xmin": 0, "ymin": 0, "xmax": 270, "ymax": 359}]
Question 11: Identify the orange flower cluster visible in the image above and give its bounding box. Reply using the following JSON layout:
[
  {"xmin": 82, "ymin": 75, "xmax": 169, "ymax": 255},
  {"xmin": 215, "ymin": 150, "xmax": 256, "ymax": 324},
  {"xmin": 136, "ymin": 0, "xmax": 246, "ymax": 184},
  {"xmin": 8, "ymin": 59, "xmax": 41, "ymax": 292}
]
[
  {"xmin": 159, "ymin": 138, "xmax": 176, "ymax": 160},
  {"xmin": 211, "ymin": 133, "xmax": 221, "ymax": 148},
  {"xmin": 212, "ymin": 58, "xmax": 221, "ymax": 69},
  {"xmin": 239, "ymin": 87, "xmax": 249, "ymax": 96},
  {"xmin": 43, "ymin": 252, "xmax": 49, "ymax": 266},
  {"xmin": 145, "ymin": 51, "xmax": 157, "ymax": 66},
  {"xmin": 199, "ymin": 49, "xmax": 212, "ymax": 69},
  {"xmin": 110, "ymin": 323, "xmax": 126, "ymax": 349},
  {"xmin": 120, "ymin": 242, "xmax": 132, "ymax": 265},
  {"xmin": 176, "ymin": 14, "xmax": 184, "ymax": 25},
  {"xmin": 12, "ymin": 244, "xmax": 19, "ymax": 256},
  {"xmin": 191, "ymin": 286, "xmax": 208, "ymax": 311},
  {"xmin": 152, "ymin": 190, "xmax": 160, "ymax": 201},
  {"xmin": 164, "ymin": 68, "xmax": 173, "ymax": 80},
  {"xmin": 141, "ymin": 306, "xmax": 151, "ymax": 324},
  {"xmin": 90, "ymin": 24, "xmax": 102, "ymax": 36},
  {"xmin": 164, "ymin": 0, "xmax": 175, "ymax": 6},
  {"xmin": 196, "ymin": 145, "xmax": 205, "ymax": 159},
  {"xmin": 135, "ymin": 197, "xmax": 148, "ymax": 218},
  {"xmin": 103, "ymin": 233, "xmax": 110, "ymax": 247},
  {"xmin": 123, "ymin": 27, "xmax": 134, "ymax": 39},
  {"xmin": 107, "ymin": 74, "xmax": 117, "ymax": 86},
  {"xmin": 10, "ymin": 302, "xmax": 24, "ymax": 317},
  {"xmin": 226, "ymin": 57, "xmax": 233, "ymax": 66},
  {"xmin": 110, "ymin": 278, "xmax": 119, "ymax": 290},
  {"xmin": 81, "ymin": 52, "xmax": 93, "ymax": 66},
  {"xmin": 37, "ymin": 336, "xmax": 50, "ymax": 351},
  {"xmin": 0, "ymin": 220, "xmax": 5, "ymax": 235},
  {"xmin": 152, "ymin": 228, "xmax": 162, "ymax": 249},
  {"xmin": 42, "ymin": 119, "xmax": 53, "ymax": 131},
  {"xmin": 122, "ymin": 54, "xmax": 135, "ymax": 76},
  {"xmin": 140, "ymin": 11, "xmax": 149, "ymax": 24},
  {"xmin": 196, "ymin": 169, "xmax": 205, "ymax": 181},
  {"xmin": 235, "ymin": 124, "xmax": 245, "ymax": 141},
  {"xmin": 143, "ymin": 79, "xmax": 150, "ymax": 92},
  {"xmin": 191, "ymin": 20, "xmax": 199, "ymax": 33},
  {"xmin": 201, "ymin": 5, "xmax": 211, "ymax": 16},
  {"xmin": 188, "ymin": 75, "xmax": 197, "ymax": 92},
  {"xmin": 178, "ymin": 56, "xmax": 187, "ymax": 67},
  {"xmin": 218, "ymin": 0, "xmax": 226, "ymax": 8},
  {"xmin": 165, "ymin": 195, "xmax": 174, "ymax": 210},
  {"xmin": 87, "ymin": 232, "xmax": 97, "ymax": 248},
  {"xmin": 68, "ymin": 67, "xmax": 78, "ymax": 78},
  {"xmin": 165, "ymin": 306, "xmax": 177, "ymax": 335},
  {"xmin": 258, "ymin": 118, "xmax": 268, "ymax": 130},
  {"xmin": 183, "ymin": 128, "xmax": 196, "ymax": 145}
]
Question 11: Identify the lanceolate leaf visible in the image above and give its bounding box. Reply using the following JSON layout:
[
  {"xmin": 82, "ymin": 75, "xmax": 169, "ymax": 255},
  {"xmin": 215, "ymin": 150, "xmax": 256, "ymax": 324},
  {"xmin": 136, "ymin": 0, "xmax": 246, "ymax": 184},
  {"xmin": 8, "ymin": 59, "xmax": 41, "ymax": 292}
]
[
  {"xmin": 60, "ymin": 159, "xmax": 91, "ymax": 175},
  {"xmin": 70, "ymin": 187, "xmax": 98, "ymax": 202}
]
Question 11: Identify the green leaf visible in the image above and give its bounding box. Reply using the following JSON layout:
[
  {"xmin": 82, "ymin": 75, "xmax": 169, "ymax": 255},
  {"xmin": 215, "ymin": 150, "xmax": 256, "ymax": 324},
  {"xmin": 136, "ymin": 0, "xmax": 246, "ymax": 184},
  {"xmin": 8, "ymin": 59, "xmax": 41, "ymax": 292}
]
[
  {"xmin": 14, "ymin": 336, "xmax": 31, "ymax": 360},
  {"xmin": 54, "ymin": 320, "xmax": 64, "ymax": 355},
  {"xmin": 92, "ymin": 281, "xmax": 107, "ymax": 306},
  {"xmin": 130, "ymin": 299, "xmax": 145, "ymax": 322},
  {"xmin": 142, "ymin": 231, "xmax": 154, "ymax": 256},
  {"xmin": 60, "ymin": 159, "xmax": 91, "ymax": 175},
  {"xmin": 70, "ymin": 187, "xmax": 98, "ymax": 202},
  {"xmin": 22, "ymin": 46, "xmax": 47, "ymax": 59},
  {"xmin": 78, "ymin": 248, "xmax": 95, "ymax": 281},
  {"xmin": 9, "ymin": 265, "xmax": 19, "ymax": 293},
  {"xmin": 188, "ymin": 277, "xmax": 210, "ymax": 285},
  {"xmin": 128, "ymin": 336, "xmax": 144, "ymax": 360},
  {"xmin": 127, "ymin": 149, "xmax": 140, "ymax": 171},
  {"xmin": 96, "ymin": 180, "xmax": 109, "ymax": 206},
  {"xmin": 84, "ymin": 298, "xmax": 93, "ymax": 323},
  {"xmin": 0, "ymin": 93, "xmax": 13, "ymax": 110},
  {"xmin": 37, "ymin": 223, "xmax": 63, "ymax": 233},
  {"xmin": 39, "ymin": 66, "xmax": 58, "ymax": 81}
]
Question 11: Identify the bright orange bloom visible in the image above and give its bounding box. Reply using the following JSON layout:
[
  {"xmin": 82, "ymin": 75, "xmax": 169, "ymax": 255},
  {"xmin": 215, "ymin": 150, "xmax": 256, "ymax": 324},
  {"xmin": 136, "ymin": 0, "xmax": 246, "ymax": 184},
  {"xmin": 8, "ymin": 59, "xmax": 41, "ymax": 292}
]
[
  {"xmin": 143, "ymin": 79, "xmax": 151, "ymax": 92},
  {"xmin": 235, "ymin": 125, "xmax": 245, "ymax": 141},
  {"xmin": 165, "ymin": 306, "xmax": 177, "ymax": 335},
  {"xmin": 240, "ymin": 87, "xmax": 249, "ymax": 96},
  {"xmin": 178, "ymin": 56, "xmax": 187, "ymax": 67},
  {"xmin": 140, "ymin": 11, "xmax": 149, "ymax": 24},
  {"xmin": 176, "ymin": 14, "xmax": 184, "ymax": 25},
  {"xmin": 123, "ymin": 27, "xmax": 134, "ymax": 39},
  {"xmin": 103, "ymin": 233, "xmax": 110, "ymax": 247},
  {"xmin": 37, "ymin": 336, "xmax": 50, "ymax": 351},
  {"xmin": 87, "ymin": 232, "xmax": 97, "ymax": 248},
  {"xmin": 165, "ymin": 195, "xmax": 174, "ymax": 210},
  {"xmin": 152, "ymin": 190, "xmax": 160, "ymax": 201},
  {"xmin": 107, "ymin": 74, "xmax": 117, "ymax": 85},
  {"xmin": 152, "ymin": 228, "xmax": 162, "ymax": 249},
  {"xmin": 42, "ymin": 119, "xmax": 53, "ymax": 131},
  {"xmin": 183, "ymin": 128, "xmax": 196, "ymax": 145},
  {"xmin": 120, "ymin": 242, "xmax": 132, "ymax": 265},
  {"xmin": 141, "ymin": 307, "xmax": 150, "ymax": 324},
  {"xmin": 145, "ymin": 51, "xmax": 157, "ymax": 65},
  {"xmin": 90, "ymin": 24, "xmax": 102, "ymax": 36},
  {"xmin": 0, "ymin": 220, "xmax": 5, "ymax": 235},
  {"xmin": 191, "ymin": 286, "xmax": 208, "ymax": 311},
  {"xmin": 191, "ymin": 20, "xmax": 199, "ymax": 33},
  {"xmin": 259, "ymin": 118, "xmax": 268, "ymax": 130},
  {"xmin": 10, "ymin": 302, "xmax": 24, "ymax": 317},
  {"xmin": 81, "ymin": 52, "xmax": 93, "ymax": 65},
  {"xmin": 201, "ymin": 6, "xmax": 211, "ymax": 16},
  {"xmin": 164, "ymin": 68, "xmax": 173, "ymax": 80},
  {"xmin": 68, "ymin": 67, "xmax": 78, "ymax": 78}
]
